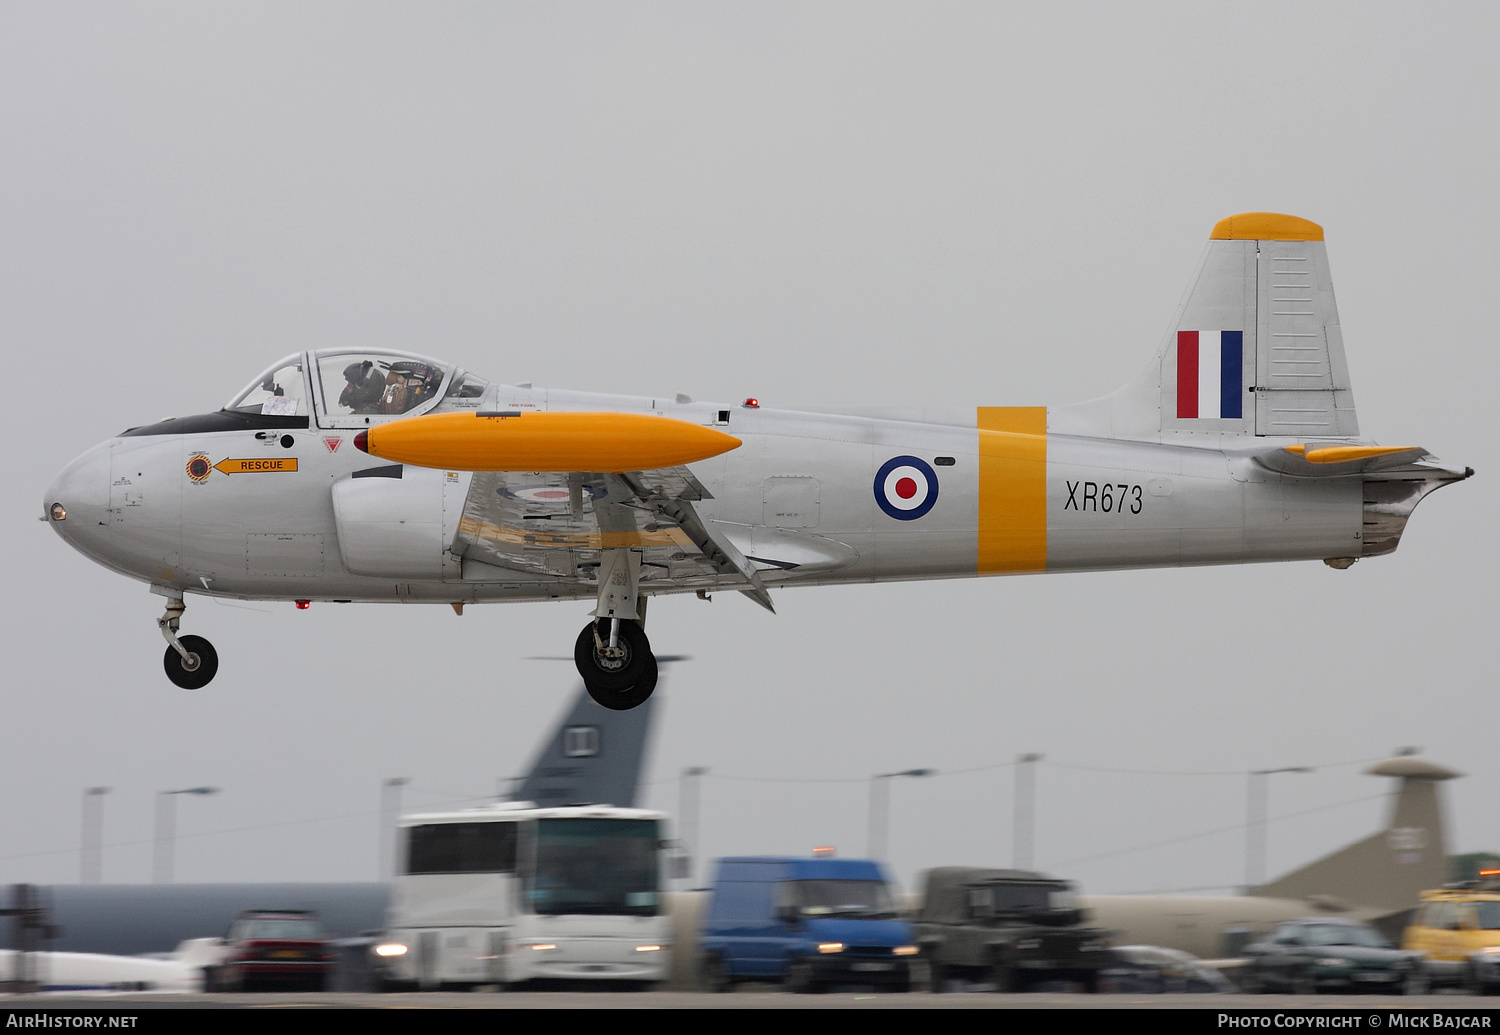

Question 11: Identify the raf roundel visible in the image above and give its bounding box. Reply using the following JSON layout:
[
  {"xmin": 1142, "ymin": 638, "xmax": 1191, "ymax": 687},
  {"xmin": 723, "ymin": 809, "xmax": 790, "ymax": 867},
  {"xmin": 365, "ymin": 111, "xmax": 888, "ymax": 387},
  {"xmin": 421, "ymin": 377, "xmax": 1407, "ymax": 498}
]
[
  {"xmin": 874, "ymin": 455, "xmax": 939, "ymax": 520},
  {"xmin": 502, "ymin": 484, "xmax": 605, "ymax": 505}
]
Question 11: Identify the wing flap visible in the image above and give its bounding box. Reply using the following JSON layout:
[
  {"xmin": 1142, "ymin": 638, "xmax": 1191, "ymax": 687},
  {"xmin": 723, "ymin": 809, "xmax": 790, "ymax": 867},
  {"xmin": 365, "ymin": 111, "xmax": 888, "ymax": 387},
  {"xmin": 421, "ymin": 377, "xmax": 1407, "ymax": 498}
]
[
  {"xmin": 453, "ymin": 467, "xmax": 774, "ymax": 610},
  {"xmin": 619, "ymin": 473, "xmax": 775, "ymax": 612}
]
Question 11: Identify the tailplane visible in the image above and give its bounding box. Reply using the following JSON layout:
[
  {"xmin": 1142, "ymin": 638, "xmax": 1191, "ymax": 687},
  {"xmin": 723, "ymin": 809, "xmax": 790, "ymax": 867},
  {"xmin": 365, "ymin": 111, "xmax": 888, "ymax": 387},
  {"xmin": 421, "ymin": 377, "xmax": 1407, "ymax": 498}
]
[{"xmin": 1054, "ymin": 213, "xmax": 1359, "ymax": 441}]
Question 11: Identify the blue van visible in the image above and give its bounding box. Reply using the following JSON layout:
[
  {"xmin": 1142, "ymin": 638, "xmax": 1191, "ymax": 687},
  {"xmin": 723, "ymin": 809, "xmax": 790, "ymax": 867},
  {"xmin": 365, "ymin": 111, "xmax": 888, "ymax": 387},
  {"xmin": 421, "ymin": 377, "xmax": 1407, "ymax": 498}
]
[{"xmin": 699, "ymin": 856, "xmax": 917, "ymax": 992}]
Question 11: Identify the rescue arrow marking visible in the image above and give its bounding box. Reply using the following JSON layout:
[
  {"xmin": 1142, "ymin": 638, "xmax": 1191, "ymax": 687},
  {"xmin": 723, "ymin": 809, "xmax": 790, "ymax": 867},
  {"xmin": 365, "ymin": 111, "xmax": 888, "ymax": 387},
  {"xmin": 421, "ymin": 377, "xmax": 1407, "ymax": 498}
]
[{"xmin": 213, "ymin": 457, "xmax": 299, "ymax": 475}]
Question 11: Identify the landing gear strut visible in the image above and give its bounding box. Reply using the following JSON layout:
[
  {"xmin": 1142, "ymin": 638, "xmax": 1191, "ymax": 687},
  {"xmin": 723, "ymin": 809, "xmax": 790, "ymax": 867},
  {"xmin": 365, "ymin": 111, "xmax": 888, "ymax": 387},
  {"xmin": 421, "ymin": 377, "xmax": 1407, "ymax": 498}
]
[
  {"xmin": 575, "ymin": 548, "xmax": 657, "ymax": 710},
  {"xmin": 158, "ymin": 595, "xmax": 218, "ymax": 690}
]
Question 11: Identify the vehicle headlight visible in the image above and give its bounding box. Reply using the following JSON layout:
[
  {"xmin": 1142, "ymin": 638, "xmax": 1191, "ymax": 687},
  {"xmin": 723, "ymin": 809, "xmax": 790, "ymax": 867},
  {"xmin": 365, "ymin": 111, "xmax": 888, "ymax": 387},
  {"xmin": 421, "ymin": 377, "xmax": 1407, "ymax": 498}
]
[
  {"xmin": 1016, "ymin": 939, "xmax": 1041, "ymax": 951},
  {"xmin": 635, "ymin": 945, "xmax": 664, "ymax": 952},
  {"xmin": 817, "ymin": 942, "xmax": 844, "ymax": 954},
  {"xmin": 1479, "ymin": 946, "xmax": 1500, "ymax": 956},
  {"xmin": 374, "ymin": 943, "xmax": 407, "ymax": 957},
  {"xmin": 527, "ymin": 943, "xmax": 557, "ymax": 951},
  {"xmin": 1315, "ymin": 957, "xmax": 1348, "ymax": 967},
  {"xmin": 893, "ymin": 946, "xmax": 919, "ymax": 957}
]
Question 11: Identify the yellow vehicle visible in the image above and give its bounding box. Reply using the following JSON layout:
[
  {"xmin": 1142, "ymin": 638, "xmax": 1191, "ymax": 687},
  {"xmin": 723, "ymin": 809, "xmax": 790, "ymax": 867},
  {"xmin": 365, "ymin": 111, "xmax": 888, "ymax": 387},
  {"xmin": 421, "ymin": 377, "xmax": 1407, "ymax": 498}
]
[{"xmin": 1402, "ymin": 876, "xmax": 1500, "ymax": 994}]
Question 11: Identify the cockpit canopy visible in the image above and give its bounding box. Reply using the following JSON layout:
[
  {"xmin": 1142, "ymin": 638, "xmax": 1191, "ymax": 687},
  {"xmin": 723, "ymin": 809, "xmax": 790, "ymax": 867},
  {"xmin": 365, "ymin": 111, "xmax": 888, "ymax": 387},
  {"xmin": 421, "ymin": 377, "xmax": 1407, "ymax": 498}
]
[{"xmin": 225, "ymin": 350, "xmax": 488, "ymax": 427}]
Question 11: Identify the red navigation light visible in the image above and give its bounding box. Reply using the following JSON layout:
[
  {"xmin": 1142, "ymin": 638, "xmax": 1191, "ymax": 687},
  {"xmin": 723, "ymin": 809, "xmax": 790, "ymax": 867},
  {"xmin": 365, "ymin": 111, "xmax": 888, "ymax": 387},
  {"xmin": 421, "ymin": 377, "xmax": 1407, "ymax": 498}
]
[
  {"xmin": 295, "ymin": 600, "xmax": 311, "ymax": 610},
  {"xmin": 353, "ymin": 430, "xmax": 368, "ymax": 452},
  {"xmin": 743, "ymin": 398, "xmax": 760, "ymax": 409}
]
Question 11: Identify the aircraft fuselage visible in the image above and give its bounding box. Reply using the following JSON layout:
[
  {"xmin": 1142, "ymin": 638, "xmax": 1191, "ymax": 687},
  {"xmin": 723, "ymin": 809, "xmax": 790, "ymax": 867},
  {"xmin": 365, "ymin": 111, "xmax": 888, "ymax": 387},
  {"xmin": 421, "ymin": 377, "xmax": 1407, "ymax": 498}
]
[{"xmin": 50, "ymin": 388, "xmax": 1364, "ymax": 606}]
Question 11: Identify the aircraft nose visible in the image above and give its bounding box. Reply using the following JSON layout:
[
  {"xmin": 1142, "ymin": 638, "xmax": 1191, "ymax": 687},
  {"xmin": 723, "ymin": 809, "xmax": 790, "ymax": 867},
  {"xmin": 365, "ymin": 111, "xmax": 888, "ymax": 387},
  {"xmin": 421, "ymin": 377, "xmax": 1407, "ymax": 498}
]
[{"xmin": 45, "ymin": 441, "xmax": 112, "ymax": 538}]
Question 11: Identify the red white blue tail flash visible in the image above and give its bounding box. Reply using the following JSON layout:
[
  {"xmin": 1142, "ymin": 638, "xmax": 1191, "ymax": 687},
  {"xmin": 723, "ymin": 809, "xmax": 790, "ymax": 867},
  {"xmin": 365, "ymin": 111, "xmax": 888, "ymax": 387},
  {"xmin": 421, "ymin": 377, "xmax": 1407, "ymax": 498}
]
[{"xmin": 1176, "ymin": 330, "xmax": 1243, "ymax": 419}]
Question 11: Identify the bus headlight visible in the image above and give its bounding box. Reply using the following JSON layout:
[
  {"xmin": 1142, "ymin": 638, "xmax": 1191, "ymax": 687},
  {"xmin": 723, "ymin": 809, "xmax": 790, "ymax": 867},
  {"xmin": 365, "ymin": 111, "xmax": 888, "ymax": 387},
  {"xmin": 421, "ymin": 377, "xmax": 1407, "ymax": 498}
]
[
  {"xmin": 374, "ymin": 943, "xmax": 408, "ymax": 957},
  {"xmin": 817, "ymin": 942, "xmax": 844, "ymax": 954},
  {"xmin": 893, "ymin": 945, "xmax": 919, "ymax": 956},
  {"xmin": 635, "ymin": 945, "xmax": 664, "ymax": 952}
]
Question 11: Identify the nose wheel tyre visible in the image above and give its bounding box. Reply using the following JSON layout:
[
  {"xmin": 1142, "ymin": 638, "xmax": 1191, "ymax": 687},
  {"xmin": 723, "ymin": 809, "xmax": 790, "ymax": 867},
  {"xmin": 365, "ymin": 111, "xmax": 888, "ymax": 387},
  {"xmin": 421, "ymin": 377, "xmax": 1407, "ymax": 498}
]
[{"xmin": 164, "ymin": 635, "xmax": 218, "ymax": 690}]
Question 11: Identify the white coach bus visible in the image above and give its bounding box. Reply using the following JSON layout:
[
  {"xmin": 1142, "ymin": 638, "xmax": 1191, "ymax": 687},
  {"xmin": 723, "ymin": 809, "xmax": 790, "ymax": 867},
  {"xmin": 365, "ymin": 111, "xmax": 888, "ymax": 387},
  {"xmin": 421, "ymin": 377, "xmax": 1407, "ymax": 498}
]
[{"xmin": 374, "ymin": 802, "xmax": 672, "ymax": 989}]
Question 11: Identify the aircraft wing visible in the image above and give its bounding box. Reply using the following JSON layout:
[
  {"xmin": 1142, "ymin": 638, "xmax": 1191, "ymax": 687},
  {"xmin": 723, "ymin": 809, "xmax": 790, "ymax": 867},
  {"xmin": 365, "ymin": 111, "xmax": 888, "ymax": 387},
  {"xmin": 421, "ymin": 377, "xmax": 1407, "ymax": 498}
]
[{"xmin": 454, "ymin": 468, "xmax": 775, "ymax": 610}]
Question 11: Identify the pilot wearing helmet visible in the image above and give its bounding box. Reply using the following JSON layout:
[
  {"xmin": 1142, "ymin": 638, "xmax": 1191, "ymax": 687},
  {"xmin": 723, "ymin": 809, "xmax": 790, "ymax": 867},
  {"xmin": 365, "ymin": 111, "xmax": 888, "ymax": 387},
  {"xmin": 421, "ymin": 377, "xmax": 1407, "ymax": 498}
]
[{"xmin": 339, "ymin": 361, "xmax": 387, "ymax": 413}]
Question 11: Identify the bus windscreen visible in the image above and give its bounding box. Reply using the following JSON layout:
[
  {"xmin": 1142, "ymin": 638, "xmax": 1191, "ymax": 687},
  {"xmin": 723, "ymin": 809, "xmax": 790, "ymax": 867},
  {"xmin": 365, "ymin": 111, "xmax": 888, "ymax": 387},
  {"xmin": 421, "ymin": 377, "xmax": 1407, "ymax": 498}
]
[{"xmin": 528, "ymin": 818, "xmax": 659, "ymax": 916}]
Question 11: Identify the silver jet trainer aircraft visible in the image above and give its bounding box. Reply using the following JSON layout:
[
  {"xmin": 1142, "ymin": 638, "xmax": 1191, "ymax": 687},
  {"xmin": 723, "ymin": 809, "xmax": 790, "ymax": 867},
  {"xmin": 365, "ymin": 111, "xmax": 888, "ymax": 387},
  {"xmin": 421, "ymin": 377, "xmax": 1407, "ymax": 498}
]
[{"xmin": 45, "ymin": 213, "xmax": 1470, "ymax": 709}]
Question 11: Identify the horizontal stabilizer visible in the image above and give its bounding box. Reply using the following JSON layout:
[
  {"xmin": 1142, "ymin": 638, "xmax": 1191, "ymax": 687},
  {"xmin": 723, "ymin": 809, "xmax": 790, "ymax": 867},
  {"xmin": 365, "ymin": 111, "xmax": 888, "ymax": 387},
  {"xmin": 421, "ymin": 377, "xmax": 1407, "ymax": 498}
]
[{"xmin": 1254, "ymin": 443, "xmax": 1430, "ymax": 477}]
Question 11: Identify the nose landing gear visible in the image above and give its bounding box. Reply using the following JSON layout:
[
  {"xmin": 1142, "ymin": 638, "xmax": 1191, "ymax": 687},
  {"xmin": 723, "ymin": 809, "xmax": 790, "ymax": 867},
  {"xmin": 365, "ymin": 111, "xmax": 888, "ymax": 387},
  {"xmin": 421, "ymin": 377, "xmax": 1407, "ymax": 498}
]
[{"xmin": 158, "ymin": 596, "xmax": 218, "ymax": 690}]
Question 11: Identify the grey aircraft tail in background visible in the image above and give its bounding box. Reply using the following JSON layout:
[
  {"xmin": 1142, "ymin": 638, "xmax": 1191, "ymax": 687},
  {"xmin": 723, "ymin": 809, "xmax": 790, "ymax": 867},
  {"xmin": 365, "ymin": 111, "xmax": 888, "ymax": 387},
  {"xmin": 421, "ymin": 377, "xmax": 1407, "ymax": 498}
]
[
  {"xmin": 1083, "ymin": 755, "xmax": 1463, "ymax": 958},
  {"xmin": 512, "ymin": 679, "xmax": 657, "ymax": 808}
]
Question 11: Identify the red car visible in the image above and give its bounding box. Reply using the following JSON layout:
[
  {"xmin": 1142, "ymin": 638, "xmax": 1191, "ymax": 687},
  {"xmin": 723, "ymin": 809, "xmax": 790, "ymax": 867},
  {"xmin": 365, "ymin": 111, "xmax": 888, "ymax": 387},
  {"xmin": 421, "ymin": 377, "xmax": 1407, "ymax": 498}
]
[{"xmin": 211, "ymin": 910, "xmax": 337, "ymax": 992}]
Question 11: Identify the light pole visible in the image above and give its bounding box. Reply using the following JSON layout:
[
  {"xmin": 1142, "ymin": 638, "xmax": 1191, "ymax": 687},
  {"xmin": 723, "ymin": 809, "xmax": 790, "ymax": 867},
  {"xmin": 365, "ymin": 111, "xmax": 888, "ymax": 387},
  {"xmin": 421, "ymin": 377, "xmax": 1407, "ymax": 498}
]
[
  {"xmin": 153, "ymin": 787, "xmax": 218, "ymax": 884},
  {"xmin": 868, "ymin": 769, "xmax": 934, "ymax": 860},
  {"xmin": 80, "ymin": 787, "xmax": 109, "ymax": 884},
  {"xmin": 678, "ymin": 767, "xmax": 708, "ymax": 888},
  {"xmin": 1245, "ymin": 766, "xmax": 1311, "ymax": 889},
  {"xmin": 1013, "ymin": 753, "xmax": 1043, "ymax": 870},
  {"xmin": 380, "ymin": 778, "xmax": 410, "ymax": 881}
]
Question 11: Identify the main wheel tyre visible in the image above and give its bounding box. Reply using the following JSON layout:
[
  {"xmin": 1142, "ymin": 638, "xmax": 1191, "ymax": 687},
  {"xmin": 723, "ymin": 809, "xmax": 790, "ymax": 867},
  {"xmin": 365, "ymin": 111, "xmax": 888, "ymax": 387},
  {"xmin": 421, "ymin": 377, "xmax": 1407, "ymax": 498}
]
[
  {"xmin": 574, "ymin": 620, "xmax": 652, "ymax": 691},
  {"xmin": 164, "ymin": 635, "xmax": 218, "ymax": 690},
  {"xmin": 584, "ymin": 653, "xmax": 658, "ymax": 711}
]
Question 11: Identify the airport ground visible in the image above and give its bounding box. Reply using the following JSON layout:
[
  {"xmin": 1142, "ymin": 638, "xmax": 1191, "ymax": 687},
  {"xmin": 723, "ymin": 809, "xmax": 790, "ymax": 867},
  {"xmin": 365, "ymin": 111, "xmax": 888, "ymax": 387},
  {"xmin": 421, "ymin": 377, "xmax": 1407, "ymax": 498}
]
[{"xmin": 5, "ymin": 990, "xmax": 1499, "ymax": 1011}]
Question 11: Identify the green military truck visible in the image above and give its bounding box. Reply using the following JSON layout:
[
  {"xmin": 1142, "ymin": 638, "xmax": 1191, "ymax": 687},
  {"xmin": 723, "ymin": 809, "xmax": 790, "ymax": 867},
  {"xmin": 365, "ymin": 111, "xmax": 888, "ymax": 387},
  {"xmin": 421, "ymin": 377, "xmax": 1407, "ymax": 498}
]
[{"xmin": 915, "ymin": 867, "xmax": 1113, "ymax": 993}]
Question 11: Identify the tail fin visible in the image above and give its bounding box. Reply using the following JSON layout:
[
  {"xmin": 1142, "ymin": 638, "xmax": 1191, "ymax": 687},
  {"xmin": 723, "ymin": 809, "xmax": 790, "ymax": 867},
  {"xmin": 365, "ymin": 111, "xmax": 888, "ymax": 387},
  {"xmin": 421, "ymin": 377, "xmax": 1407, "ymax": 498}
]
[
  {"xmin": 1053, "ymin": 213, "xmax": 1360, "ymax": 441},
  {"xmin": 1253, "ymin": 756, "xmax": 1460, "ymax": 914},
  {"xmin": 512, "ymin": 684, "xmax": 657, "ymax": 808}
]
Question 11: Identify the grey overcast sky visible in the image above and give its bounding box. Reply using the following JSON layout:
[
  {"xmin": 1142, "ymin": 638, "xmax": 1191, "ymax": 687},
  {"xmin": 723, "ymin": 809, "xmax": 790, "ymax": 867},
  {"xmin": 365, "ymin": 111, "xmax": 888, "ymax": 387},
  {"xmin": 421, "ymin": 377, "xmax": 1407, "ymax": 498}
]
[{"xmin": 3, "ymin": 2, "xmax": 1496, "ymax": 897}]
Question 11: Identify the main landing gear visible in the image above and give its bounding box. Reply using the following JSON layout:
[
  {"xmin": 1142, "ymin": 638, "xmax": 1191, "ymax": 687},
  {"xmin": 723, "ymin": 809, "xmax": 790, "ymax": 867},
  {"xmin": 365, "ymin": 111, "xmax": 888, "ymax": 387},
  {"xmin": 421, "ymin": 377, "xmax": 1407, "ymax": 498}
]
[
  {"xmin": 158, "ymin": 595, "xmax": 218, "ymax": 690},
  {"xmin": 574, "ymin": 618, "xmax": 657, "ymax": 710},
  {"xmin": 574, "ymin": 548, "xmax": 658, "ymax": 710}
]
